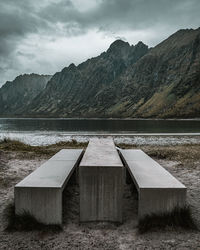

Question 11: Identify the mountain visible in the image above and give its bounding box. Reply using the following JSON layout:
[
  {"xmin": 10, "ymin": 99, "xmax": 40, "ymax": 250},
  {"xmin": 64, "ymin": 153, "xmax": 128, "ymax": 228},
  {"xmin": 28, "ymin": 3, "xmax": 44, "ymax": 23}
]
[
  {"xmin": 120, "ymin": 28, "xmax": 200, "ymax": 118},
  {"xmin": 24, "ymin": 40, "xmax": 149, "ymax": 117},
  {"xmin": 0, "ymin": 27, "xmax": 200, "ymax": 118},
  {"xmin": 92, "ymin": 28, "xmax": 200, "ymax": 118},
  {"xmin": 0, "ymin": 74, "xmax": 52, "ymax": 116}
]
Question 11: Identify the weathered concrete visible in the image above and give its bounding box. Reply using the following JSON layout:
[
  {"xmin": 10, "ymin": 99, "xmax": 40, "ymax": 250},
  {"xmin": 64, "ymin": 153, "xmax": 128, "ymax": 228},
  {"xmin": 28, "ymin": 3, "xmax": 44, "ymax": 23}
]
[
  {"xmin": 79, "ymin": 138, "xmax": 124, "ymax": 222},
  {"xmin": 15, "ymin": 149, "xmax": 83, "ymax": 224},
  {"xmin": 120, "ymin": 149, "xmax": 186, "ymax": 218}
]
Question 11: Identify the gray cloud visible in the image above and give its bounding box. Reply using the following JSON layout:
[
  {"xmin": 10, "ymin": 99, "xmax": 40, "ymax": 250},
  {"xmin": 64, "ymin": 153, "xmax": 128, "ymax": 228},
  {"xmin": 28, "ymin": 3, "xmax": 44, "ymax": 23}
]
[
  {"xmin": 0, "ymin": 0, "xmax": 199, "ymax": 86},
  {"xmin": 39, "ymin": 0, "xmax": 200, "ymax": 32}
]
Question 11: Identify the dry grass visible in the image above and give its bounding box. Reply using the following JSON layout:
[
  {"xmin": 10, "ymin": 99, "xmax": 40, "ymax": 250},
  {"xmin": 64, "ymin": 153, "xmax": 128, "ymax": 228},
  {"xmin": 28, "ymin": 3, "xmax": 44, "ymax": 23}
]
[
  {"xmin": 0, "ymin": 138, "xmax": 88, "ymax": 158},
  {"xmin": 138, "ymin": 206, "xmax": 198, "ymax": 234},
  {"xmin": 4, "ymin": 203, "xmax": 62, "ymax": 232},
  {"xmin": 117, "ymin": 143, "xmax": 200, "ymax": 162},
  {"xmin": 1, "ymin": 138, "xmax": 199, "ymax": 162},
  {"xmin": 1, "ymin": 138, "xmax": 200, "ymax": 163}
]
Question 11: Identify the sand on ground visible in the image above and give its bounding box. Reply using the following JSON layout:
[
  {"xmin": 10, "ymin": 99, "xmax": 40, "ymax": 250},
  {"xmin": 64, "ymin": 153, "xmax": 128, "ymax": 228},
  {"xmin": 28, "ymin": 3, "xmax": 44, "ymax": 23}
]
[{"xmin": 0, "ymin": 148, "xmax": 200, "ymax": 250}]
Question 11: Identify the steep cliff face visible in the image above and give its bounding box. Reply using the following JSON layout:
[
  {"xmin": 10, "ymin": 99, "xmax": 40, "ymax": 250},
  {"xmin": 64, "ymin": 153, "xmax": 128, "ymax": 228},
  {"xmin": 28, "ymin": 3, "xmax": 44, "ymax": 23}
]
[
  {"xmin": 111, "ymin": 28, "xmax": 200, "ymax": 118},
  {"xmin": 0, "ymin": 74, "xmax": 51, "ymax": 116},
  {"xmin": 69, "ymin": 28, "xmax": 200, "ymax": 118},
  {"xmin": 26, "ymin": 40, "xmax": 148, "ymax": 117}
]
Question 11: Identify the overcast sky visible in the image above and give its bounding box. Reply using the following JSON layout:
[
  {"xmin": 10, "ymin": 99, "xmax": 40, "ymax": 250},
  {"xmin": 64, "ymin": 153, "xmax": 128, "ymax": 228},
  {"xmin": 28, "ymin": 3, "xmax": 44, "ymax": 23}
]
[{"xmin": 0, "ymin": 0, "xmax": 199, "ymax": 86}]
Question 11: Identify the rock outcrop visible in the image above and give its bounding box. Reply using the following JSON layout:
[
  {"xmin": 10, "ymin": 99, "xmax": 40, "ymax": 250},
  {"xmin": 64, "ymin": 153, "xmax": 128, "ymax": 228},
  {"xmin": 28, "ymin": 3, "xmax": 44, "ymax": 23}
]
[{"xmin": 0, "ymin": 74, "xmax": 51, "ymax": 116}]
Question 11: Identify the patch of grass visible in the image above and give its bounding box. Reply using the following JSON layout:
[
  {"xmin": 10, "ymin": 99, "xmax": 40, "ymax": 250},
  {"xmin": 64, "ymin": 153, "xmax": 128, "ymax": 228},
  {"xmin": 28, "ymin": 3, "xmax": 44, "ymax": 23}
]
[
  {"xmin": 0, "ymin": 138, "xmax": 88, "ymax": 157},
  {"xmin": 4, "ymin": 203, "xmax": 62, "ymax": 232},
  {"xmin": 117, "ymin": 143, "xmax": 178, "ymax": 160},
  {"xmin": 47, "ymin": 139, "xmax": 88, "ymax": 149},
  {"xmin": 117, "ymin": 143, "xmax": 200, "ymax": 162},
  {"xmin": 145, "ymin": 147, "xmax": 176, "ymax": 160},
  {"xmin": 145, "ymin": 144, "xmax": 200, "ymax": 162},
  {"xmin": 0, "ymin": 138, "xmax": 53, "ymax": 155},
  {"xmin": 138, "ymin": 206, "xmax": 198, "ymax": 234}
]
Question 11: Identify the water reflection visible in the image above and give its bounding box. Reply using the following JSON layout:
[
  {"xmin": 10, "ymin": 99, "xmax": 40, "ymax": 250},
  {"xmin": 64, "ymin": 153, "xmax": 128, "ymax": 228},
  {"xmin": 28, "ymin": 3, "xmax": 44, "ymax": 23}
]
[{"xmin": 0, "ymin": 118, "xmax": 200, "ymax": 133}]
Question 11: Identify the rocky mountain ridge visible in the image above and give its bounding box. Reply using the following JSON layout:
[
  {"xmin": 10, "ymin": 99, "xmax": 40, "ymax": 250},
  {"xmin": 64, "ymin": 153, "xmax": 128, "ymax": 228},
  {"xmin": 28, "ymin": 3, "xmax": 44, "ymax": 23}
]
[
  {"xmin": 25, "ymin": 40, "xmax": 148, "ymax": 117},
  {"xmin": 0, "ymin": 27, "xmax": 199, "ymax": 118}
]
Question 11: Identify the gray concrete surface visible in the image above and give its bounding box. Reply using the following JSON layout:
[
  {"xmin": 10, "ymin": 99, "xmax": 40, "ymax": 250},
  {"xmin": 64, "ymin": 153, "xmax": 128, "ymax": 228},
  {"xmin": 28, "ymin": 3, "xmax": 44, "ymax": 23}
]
[
  {"xmin": 120, "ymin": 149, "xmax": 186, "ymax": 218},
  {"xmin": 15, "ymin": 149, "xmax": 83, "ymax": 224},
  {"xmin": 79, "ymin": 138, "xmax": 124, "ymax": 222}
]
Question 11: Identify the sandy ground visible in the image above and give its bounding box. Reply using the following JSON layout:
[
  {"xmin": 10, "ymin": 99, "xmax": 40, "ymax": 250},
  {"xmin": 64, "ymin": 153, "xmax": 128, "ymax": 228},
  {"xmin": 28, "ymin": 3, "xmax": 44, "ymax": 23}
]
[{"xmin": 0, "ymin": 150, "xmax": 200, "ymax": 250}]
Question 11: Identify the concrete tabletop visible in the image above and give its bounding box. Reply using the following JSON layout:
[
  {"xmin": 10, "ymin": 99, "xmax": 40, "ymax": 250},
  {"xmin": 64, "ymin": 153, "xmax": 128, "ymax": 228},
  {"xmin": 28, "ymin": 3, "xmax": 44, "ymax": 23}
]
[{"xmin": 80, "ymin": 138, "xmax": 123, "ymax": 167}]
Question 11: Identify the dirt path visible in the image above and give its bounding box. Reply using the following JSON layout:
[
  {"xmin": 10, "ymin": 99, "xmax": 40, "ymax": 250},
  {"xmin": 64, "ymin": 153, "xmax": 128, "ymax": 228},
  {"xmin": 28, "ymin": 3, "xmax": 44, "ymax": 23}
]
[{"xmin": 0, "ymin": 150, "xmax": 199, "ymax": 250}]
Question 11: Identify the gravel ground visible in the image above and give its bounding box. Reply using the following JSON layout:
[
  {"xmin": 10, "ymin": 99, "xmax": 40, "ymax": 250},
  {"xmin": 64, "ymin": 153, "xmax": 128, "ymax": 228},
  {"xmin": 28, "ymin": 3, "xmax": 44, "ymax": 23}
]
[{"xmin": 0, "ymin": 150, "xmax": 199, "ymax": 250}]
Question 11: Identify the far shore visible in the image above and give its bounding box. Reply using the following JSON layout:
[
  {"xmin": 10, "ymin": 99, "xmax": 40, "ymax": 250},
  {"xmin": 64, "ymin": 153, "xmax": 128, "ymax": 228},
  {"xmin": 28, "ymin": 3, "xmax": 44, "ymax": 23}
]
[{"xmin": 0, "ymin": 116, "xmax": 200, "ymax": 120}]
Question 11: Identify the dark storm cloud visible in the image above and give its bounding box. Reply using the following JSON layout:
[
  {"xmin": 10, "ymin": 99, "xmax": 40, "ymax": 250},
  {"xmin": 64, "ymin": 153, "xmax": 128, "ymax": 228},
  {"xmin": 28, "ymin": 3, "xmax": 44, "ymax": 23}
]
[
  {"xmin": 39, "ymin": 0, "xmax": 200, "ymax": 32},
  {"xmin": 0, "ymin": 1, "xmax": 49, "ymax": 54},
  {"xmin": 0, "ymin": 0, "xmax": 50, "ymax": 85},
  {"xmin": 0, "ymin": 0, "xmax": 199, "ymax": 86}
]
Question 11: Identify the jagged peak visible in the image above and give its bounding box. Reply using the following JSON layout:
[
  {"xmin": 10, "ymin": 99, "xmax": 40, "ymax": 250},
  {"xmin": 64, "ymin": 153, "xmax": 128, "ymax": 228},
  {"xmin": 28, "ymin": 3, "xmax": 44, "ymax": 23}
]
[
  {"xmin": 135, "ymin": 41, "xmax": 148, "ymax": 48},
  {"xmin": 61, "ymin": 63, "xmax": 77, "ymax": 74},
  {"xmin": 107, "ymin": 39, "xmax": 130, "ymax": 52},
  {"xmin": 68, "ymin": 63, "xmax": 76, "ymax": 69}
]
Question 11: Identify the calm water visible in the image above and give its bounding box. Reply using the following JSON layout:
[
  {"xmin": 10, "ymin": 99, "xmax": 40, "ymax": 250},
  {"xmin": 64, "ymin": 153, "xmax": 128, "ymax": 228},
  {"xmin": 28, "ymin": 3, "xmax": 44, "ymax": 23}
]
[
  {"xmin": 0, "ymin": 118, "xmax": 200, "ymax": 145},
  {"xmin": 0, "ymin": 118, "xmax": 200, "ymax": 133}
]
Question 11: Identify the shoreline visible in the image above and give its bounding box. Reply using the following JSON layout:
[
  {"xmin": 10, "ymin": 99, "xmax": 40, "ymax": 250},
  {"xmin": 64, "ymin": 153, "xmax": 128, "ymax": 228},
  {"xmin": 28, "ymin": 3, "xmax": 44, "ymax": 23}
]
[{"xmin": 1, "ymin": 134, "xmax": 200, "ymax": 147}]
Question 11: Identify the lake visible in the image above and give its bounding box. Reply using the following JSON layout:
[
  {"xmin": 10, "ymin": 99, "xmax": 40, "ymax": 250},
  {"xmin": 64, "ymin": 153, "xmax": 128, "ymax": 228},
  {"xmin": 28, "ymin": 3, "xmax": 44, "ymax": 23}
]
[{"xmin": 0, "ymin": 118, "xmax": 200, "ymax": 146}]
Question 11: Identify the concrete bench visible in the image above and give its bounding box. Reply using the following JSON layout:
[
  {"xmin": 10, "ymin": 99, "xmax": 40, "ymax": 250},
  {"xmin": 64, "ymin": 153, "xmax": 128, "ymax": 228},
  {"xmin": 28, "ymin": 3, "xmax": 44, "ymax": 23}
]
[
  {"xmin": 79, "ymin": 138, "xmax": 124, "ymax": 222},
  {"xmin": 120, "ymin": 149, "xmax": 186, "ymax": 218},
  {"xmin": 15, "ymin": 149, "xmax": 83, "ymax": 224}
]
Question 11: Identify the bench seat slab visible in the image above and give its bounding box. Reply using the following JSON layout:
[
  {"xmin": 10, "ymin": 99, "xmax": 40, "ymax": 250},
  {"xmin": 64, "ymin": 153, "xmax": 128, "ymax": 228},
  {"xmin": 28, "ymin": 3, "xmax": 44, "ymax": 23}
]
[
  {"xmin": 120, "ymin": 149, "xmax": 186, "ymax": 218},
  {"xmin": 15, "ymin": 149, "xmax": 83, "ymax": 224}
]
